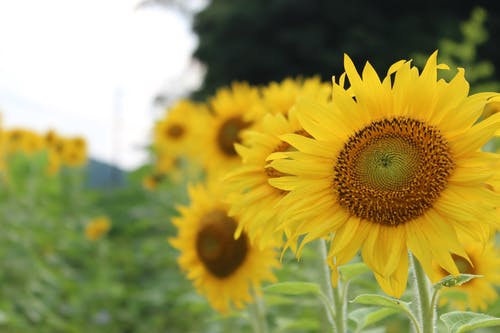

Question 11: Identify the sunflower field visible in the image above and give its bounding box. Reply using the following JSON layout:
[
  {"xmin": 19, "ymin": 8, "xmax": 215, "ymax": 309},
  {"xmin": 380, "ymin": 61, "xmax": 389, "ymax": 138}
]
[
  {"xmin": 4, "ymin": 3, "xmax": 500, "ymax": 333},
  {"xmin": 3, "ymin": 51, "xmax": 500, "ymax": 333}
]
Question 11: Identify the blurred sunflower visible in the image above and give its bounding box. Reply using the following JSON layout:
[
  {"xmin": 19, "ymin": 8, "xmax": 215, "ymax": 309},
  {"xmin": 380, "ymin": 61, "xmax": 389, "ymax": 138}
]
[
  {"xmin": 44, "ymin": 129, "xmax": 62, "ymax": 175},
  {"xmin": 170, "ymin": 181, "xmax": 279, "ymax": 314},
  {"xmin": 142, "ymin": 173, "xmax": 165, "ymax": 191},
  {"xmin": 431, "ymin": 239, "xmax": 500, "ymax": 311},
  {"xmin": 85, "ymin": 216, "xmax": 111, "ymax": 241},
  {"xmin": 269, "ymin": 52, "xmax": 500, "ymax": 297},
  {"xmin": 224, "ymin": 111, "xmax": 301, "ymax": 248},
  {"xmin": 151, "ymin": 152, "xmax": 203, "ymax": 184},
  {"xmin": 4, "ymin": 128, "xmax": 43, "ymax": 154},
  {"xmin": 224, "ymin": 78, "xmax": 331, "ymax": 248},
  {"xmin": 246, "ymin": 77, "xmax": 331, "ymax": 118},
  {"xmin": 60, "ymin": 137, "xmax": 87, "ymax": 167},
  {"xmin": 226, "ymin": 102, "xmax": 330, "ymax": 248},
  {"xmin": 201, "ymin": 82, "xmax": 264, "ymax": 176},
  {"xmin": 154, "ymin": 99, "xmax": 210, "ymax": 161}
]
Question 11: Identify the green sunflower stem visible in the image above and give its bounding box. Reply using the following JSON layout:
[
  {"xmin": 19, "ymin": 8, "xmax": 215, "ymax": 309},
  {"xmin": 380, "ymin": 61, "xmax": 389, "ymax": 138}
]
[
  {"xmin": 410, "ymin": 253, "xmax": 435, "ymax": 333},
  {"xmin": 318, "ymin": 238, "xmax": 344, "ymax": 333},
  {"xmin": 249, "ymin": 286, "xmax": 268, "ymax": 333},
  {"xmin": 332, "ymin": 282, "xmax": 346, "ymax": 333}
]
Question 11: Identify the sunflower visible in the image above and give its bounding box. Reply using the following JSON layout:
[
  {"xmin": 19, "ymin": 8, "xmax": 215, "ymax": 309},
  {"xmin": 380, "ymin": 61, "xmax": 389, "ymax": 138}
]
[
  {"xmin": 85, "ymin": 216, "xmax": 111, "ymax": 241},
  {"xmin": 4, "ymin": 128, "xmax": 43, "ymax": 154},
  {"xmin": 169, "ymin": 181, "xmax": 279, "ymax": 314},
  {"xmin": 59, "ymin": 137, "xmax": 87, "ymax": 167},
  {"xmin": 224, "ymin": 78, "xmax": 331, "ymax": 248},
  {"xmin": 224, "ymin": 111, "xmax": 302, "ymax": 248},
  {"xmin": 254, "ymin": 77, "xmax": 331, "ymax": 116},
  {"xmin": 201, "ymin": 82, "xmax": 264, "ymax": 177},
  {"xmin": 154, "ymin": 99, "xmax": 210, "ymax": 162},
  {"xmin": 152, "ymin": 151, "xmax": 204, "ymax": 184},
  {"xmin": 431, "ymin": 238, "xmax": 500, "ymax": 311},
  {"xmin": 269, "ymin": 52, "xmax": 500, "ymax": 297},
  {"xmin": 142, "ymin": 173, "xmax": 165, "ymax": 191},
  {"xmin": 44, "ymin": 130, "xmax": 62, "ymax": 175}
]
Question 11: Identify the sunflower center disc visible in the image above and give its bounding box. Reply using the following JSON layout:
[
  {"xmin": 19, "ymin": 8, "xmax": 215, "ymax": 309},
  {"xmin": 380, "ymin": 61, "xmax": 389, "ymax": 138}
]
[
  {"xmin": 217, "ymin": 116, "xmax": 252, "ymax": 156},
  {"xmin": 265, "ymin": 129, "xmax": 310, "ymax": 179},
  {"xmin": 334, "ymin": 117, "xmax": 454, "ymax": 226},
  {"xmin": 166, "ymin": 123, "xmax": 185, "ymax": 139},
  {"xmin": 355, "ymin": 137, "xmax": 419, "ymax": 191},
  {"xmin": 196, "ymin": 209, "xmax": 248, "ymax": 278}
]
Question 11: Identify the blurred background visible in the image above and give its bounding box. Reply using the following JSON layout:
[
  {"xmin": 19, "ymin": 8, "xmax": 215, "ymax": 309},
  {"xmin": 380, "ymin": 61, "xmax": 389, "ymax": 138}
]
[
  {"xmin": 2, "ymin": 0, "xmax": 500, "ymax": 174},
  {"xmin": 1, "ymin": 1, "xmax": 500, "ymax": 332}
]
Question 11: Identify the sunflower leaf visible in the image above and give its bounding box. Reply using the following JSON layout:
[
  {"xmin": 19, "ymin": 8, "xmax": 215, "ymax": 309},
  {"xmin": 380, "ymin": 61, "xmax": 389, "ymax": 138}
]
[
  {"xmin": 350, "ymin": 294, "xmax": 415, "ymax": 325},
  {"xmin": 264, "ymin": 282, "xmax": 321, "ymax": 296},
  {"xmin": 339, "ymin": 262, "xmax": 371, "ymax": 282},
  {"xmin": 348, "ymin": 307, "xmax": 399, "ymax": 333},
  {"xmin": 350, "ymin": 294, "xmax": 411, "ymax": 309},
  {"xmin": 440, "ymin": 311, "xmax": 500, "ymax": 333},
  {"xmin": 433, "ymin": 274, "xmax": 482, "ymax": 289}
]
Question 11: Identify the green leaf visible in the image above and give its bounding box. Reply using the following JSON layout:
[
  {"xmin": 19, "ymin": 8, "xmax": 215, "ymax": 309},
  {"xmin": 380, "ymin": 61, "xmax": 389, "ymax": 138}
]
[
  {"xmin": 441, "ymin": 311, "xmax": 500, "ymax": 333},
  {"xmin": 275, "ymin": 317, "xmax": 320, "ymax": 332},
  {"xmin": 351, "ymin": 294, "xmax": 411, "ymax": 311},
  {"xmin": 433, "ymin": 274, "xmax": 482, "ymax": 289},
  {"xmin": 350, "ymin": 294, "xmax": 416, "ymax": 328},
  {"xmin": 349, "ymin": 307, "xmax": 399, "ymax": 332},
  {"xmin": 339, "ymin": 262, "xmax": 371, "ymax": 282},
  {"xmin": 264, "ymin": 282, "xmax": 321, "ymax": 296}
]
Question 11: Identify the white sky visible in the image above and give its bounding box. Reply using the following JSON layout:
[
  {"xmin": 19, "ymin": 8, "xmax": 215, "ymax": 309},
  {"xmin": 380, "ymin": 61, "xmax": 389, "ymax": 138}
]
[{"xmin": 0, "ymin": 0, "xmax": 199, "ymax": 170}]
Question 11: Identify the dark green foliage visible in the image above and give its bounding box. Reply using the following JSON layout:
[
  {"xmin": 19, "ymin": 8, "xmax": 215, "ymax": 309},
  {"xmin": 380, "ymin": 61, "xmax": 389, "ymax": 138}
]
[{"xmin": 192, "ymin": 0, "xmax": 500, "ymax": 99}]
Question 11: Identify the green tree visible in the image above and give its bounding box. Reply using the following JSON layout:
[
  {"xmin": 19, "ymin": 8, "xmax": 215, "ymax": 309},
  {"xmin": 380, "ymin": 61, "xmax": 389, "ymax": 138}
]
[{"xmin": 192, "ymin": 0, "xmax": 500, "ymax": 99}]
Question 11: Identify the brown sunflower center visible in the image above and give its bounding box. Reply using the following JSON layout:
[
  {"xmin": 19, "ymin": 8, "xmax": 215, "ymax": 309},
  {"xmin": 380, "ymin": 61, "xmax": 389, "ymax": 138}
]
[
  {"xmin": 9, "ymin": 131, "xmax": 22, "ymax": 142},
  {"xmin": 166, "ymin": 124, "xmax": 185, "ymax": 139},
  {"xmin": 45, "ymin": 131, "xmax": 56, "ymax": 145},
  {"xmin": 217, "ymin": 116, "xmax": 252, "ymax": 156},
  {"xmin": 333, "ymin": 117, "xmax": 454, "ymax": 226},
  {"xmin": 265, "ymin": 129, "xmax": 311, "ymax": 179},
  {"xmin": 196, "ymin": 209, "xmax": 248, "ymax": 278}
]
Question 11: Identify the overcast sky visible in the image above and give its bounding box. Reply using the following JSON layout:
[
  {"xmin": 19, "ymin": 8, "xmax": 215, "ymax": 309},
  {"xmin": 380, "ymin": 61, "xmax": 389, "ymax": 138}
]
[{"xmin": 0, "ymin": 0, "xmax": 200, "ymax": 169}]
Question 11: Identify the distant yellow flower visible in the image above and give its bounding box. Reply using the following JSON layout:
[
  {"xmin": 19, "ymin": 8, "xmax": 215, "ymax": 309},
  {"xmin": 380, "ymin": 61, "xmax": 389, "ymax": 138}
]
[
  {"xmin": 170, "ymin": 181, "xmax": 279, "ymax": 314},
  {"xmin": 142, "ymin": 173, "xmax": 165, "ymax": 191},
  {"xmin": 258, "ymin": 77, "xmax": 331, "ymax": 116},
  {"xmin": 85, "ymin": 216, "xmax": 111, "ymax": 241},
  {"xmin": 4, "ymin": 128, "xmax": 43, "ymax": 154},
  {"xmin": 269, "ymin": 52, "xmax": 500, "ymax": 297},
  {"xmin": 43, "ymin": 130, "xmax": 87, "ymax": 173},
  {"xmin": 44, "ymin": 129, "xmax": 58, "ymax": 146},
  {"xmin": 431, "ymin": 239, "xmax": 500, "ymax": 311},
  {"xmin": 60, "ymin": 137, "xmax": 87, "ymax": 167},
  {"xmin": 154, "ymin": 100, "xmax": 210, "ymax": 161}
]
